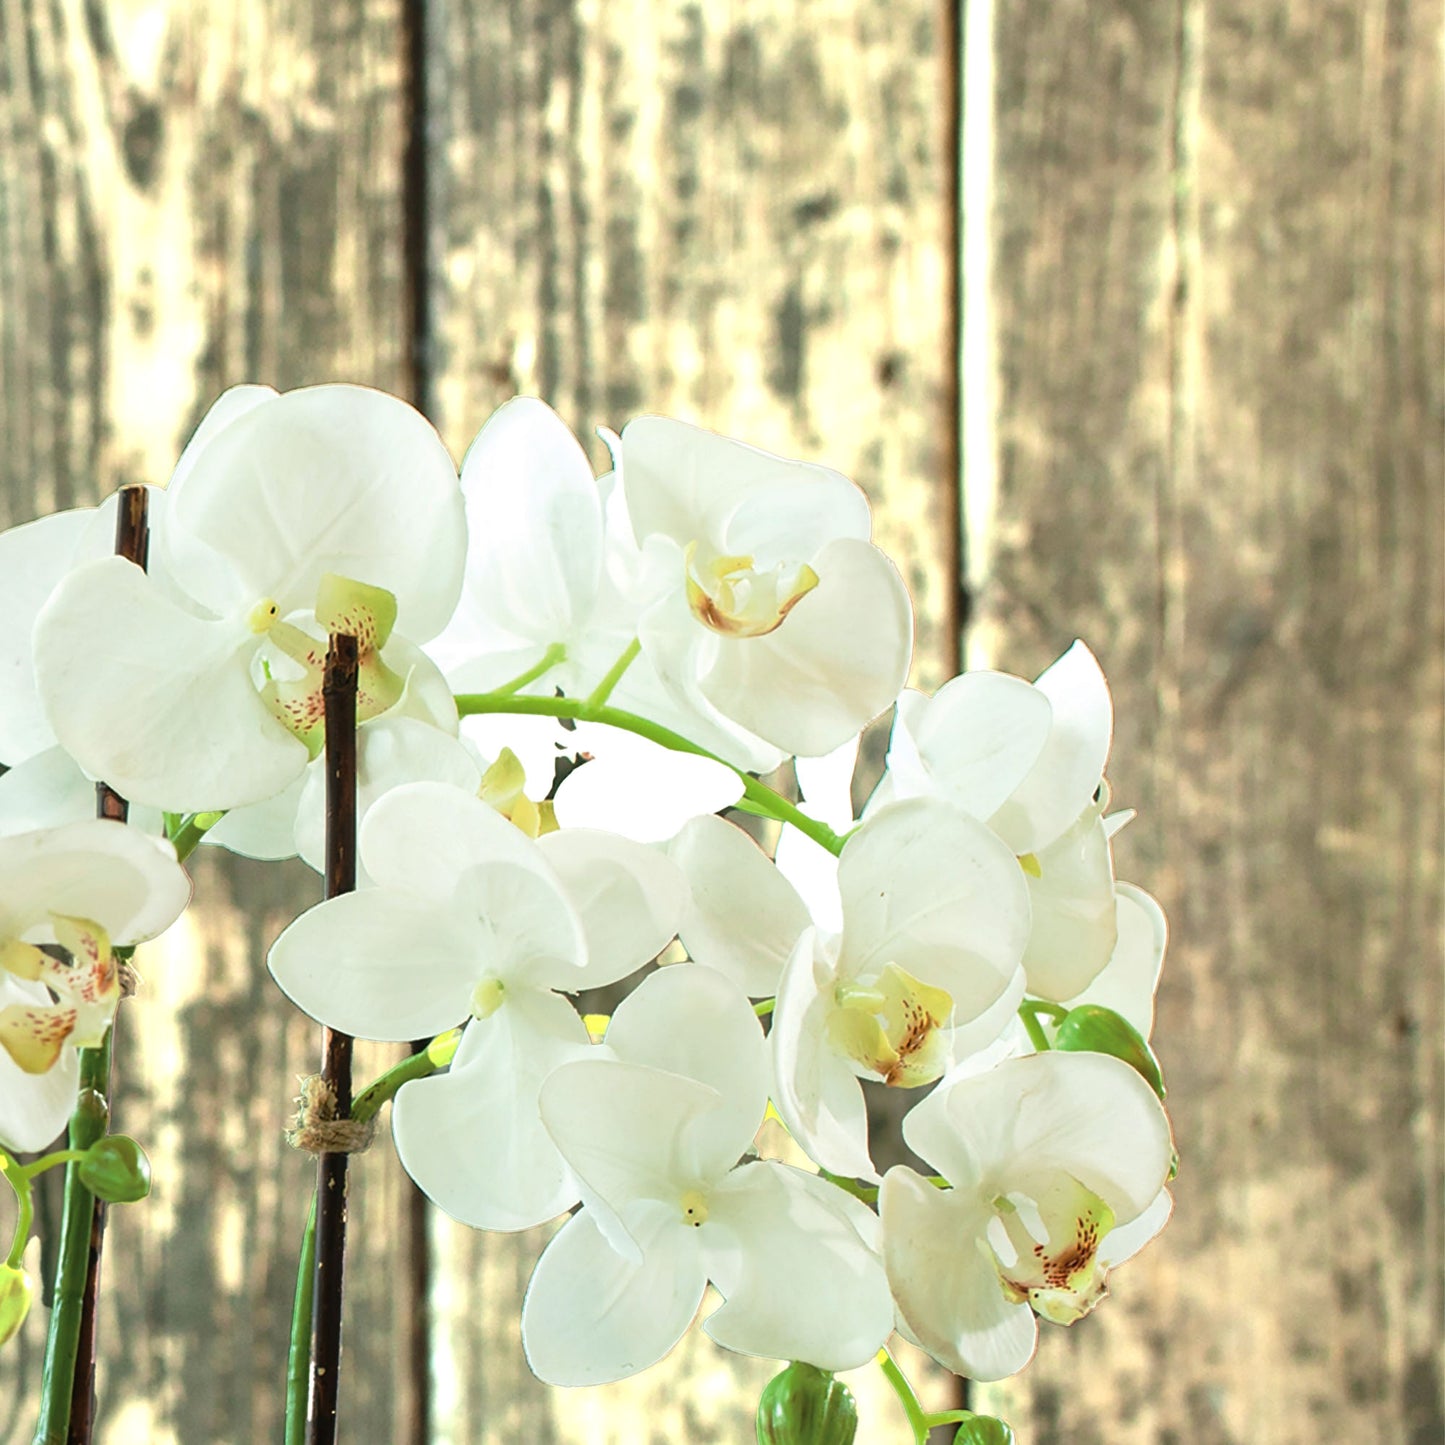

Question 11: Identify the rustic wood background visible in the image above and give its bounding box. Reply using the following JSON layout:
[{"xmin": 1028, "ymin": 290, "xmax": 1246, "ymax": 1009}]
[{"xmin": 0, "ymin": 1, "xmax": 1440, "ymax": 1441}]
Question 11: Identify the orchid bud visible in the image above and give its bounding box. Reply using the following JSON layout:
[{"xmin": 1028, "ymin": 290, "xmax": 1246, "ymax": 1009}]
[
  {"xmin": 1053, "ymin": 1003, "xmax": 1166, "ymax": 1099},
  {"xmin": 0, "ymin": 1265, "xmax": 32, "ymax": 1345},
  {"xmin": 79, "ymin": 1134, "xmax": 152, "ymax": 1204},
  {"xmin": 952, "ymin": 1416, "xmax": 1015, "ymax": 1445},
  {"xmin": 755, "ymin": 1362, "xmax": 858, "ymax": 1445}
]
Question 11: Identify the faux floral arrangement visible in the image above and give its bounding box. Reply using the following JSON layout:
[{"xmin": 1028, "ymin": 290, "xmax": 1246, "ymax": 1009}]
[{"xmin": 0, "ymin": 384, "xmax": 1173, "ymax": 1443}]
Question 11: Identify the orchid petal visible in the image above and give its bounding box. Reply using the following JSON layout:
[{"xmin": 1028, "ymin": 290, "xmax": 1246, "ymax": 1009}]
[
  {"xmin": 881, "ymin": 1167, "xmax": 1039, "ymax": 1381},
  {"xmin": 1022, "ymin": 804, "xmax": 1118, "ymax": 1001},
  {"xmin": 669, "ymin": 815, "xmax": 809, "ymax": 996},
  {"xmin": 538, "ymin": 1058, "xmax": 729, "ymax": 1251},
  {"xmin": 696, "ymin": 538, "xmax": 912, "ymax": 757},
  {"xmin": 537, "ymin": 829, "xmax": 685, "ymax": 989},
  {"xmin": 34, "ymin": 557, "xmax": 309, "ymax": 812},
  {"xmin": 903, "ymin": 1051, "xmax": 1173, "ymax": 1221},
  {"xmin": 837, "ymin": 798, "xmax": 1029, "ymax": 1020},
  {"xmin": 432, "ymin": 397, "xmax": 602, "ymax": 665},
  {"xmin": 0, "ymin": 819, "xmax": 189, "ymax": 947},
  {"xmin": 293, "ymin": 720, "xmax": 481, "ymax": 875},
  {"xmin": 392, "ymin": 990, "xmax": 590, "ymax": 1231},
  {"xmin": 357, "ymin": 781, "xmax": 554, "ymax": 902},
  {"xmin": 1063, "ymin": 883, "xmax": 1167, "ymax": 1037},
  {"xmin": 161, "ymin": 384, "xmax": 465, "ymax": 639},
  {"xmin": 619, "ymin": 417, "xmax": 868, "ymax": 551},
  {"xmin": 770, "ymin": 930, "xmax": 878, "ymax": 1182},
  {"xmin": 605, "ymin": 964, "xmax": 768, "ymax": 1173},
  {"xmin": 990, "ymin": 642, "xmax": 1112, "ymax": 853},
  {"xmin": 0, "ymin": 976, "xmax": 79, "ymax": 1151},
  {"xmin": 521, "ymin": 1202, "xmax": 706, "ymax": 1386},
  {"xmin": 267, "ymin": 890, "xmax": 480, "ymax": 1040},
  {"xmin": 703, "ymin": 1161, "xmax": 892, "ymax": 1369},
  {"xmin": 900, "ymin": 671, "xmax": 1053, "ymax": 824}
]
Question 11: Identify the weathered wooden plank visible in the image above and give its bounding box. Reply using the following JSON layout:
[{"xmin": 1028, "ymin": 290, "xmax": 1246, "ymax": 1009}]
[
  {"xmin": 423, "ymin": 0, "xmax": 960, "ymax": 1436},
  {"xmin": 976, "ymin": 0, "xmax": 1444, "ymax": 1439},
  {"xmin": 0, "ymin": 1, "xmax": 419, "ymax": 1439}
]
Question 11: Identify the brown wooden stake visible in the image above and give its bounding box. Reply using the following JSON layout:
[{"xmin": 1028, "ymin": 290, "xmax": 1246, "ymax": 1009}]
[
  {"xmin": 65, "ymin": 485, "xmax": 150, "ymax": 1445},
  {"xmin": 307, "ymin": 632, "xmax": 359, "ymax": 1445}
]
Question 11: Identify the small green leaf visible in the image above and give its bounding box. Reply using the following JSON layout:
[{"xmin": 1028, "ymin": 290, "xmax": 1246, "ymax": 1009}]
[
  {"xmin": 1053, "ymin": 1004, "xmax": 1166, "ymax": 1099},
  {"xmin": 953, "ymin": 1416, "xmax": 1015, "ymax": 1445},
  {"xmin": 756, "ymin": 1362, "xmax": 858, "ymax": 1445},
  {"xmin": 79, "ymin": 1135, "xmax": 152, "ymax": 1204}
]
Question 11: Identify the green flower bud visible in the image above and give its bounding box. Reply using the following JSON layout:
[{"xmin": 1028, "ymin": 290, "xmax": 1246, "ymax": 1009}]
[
  {"xmin": 953, "ymin": 1416, "xmax": 1015, "ymax": 1445},
  {"xmin": 1053, "ymin": 1004, "xmax": 1166, "ymax": 1099},
  {"xmin": 0, "ymin": 1265, "xmax": 33, "ymax": 1345},
  {"xmin": 755, "ymin": 1362, "xmax": 858, "ymax": 1445},
  {"xmin": 79, "ymin": 1135, "xmax": 152, "ymax": 1204}
]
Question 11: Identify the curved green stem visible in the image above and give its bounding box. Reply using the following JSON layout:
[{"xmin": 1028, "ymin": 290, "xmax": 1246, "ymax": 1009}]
[
  {"xmin": 454, "ymin": 692, "xmax": 846, "ymax": 856},
  {"xmin": 582, "ymin": 638, "xmax": 641, "ymax": 711},
  {"xmin": 1017, "ymin": 998, "xmax": 1068, "ymax": 1053},
  {"xmin": 166, "ymin": 811, "xmax": 224, "ymax": 863},
  {"xmin": 878, "ymin": 1347, "xmax": 931, "ymax": 1444},
  {"xmin": 491, "ymin": 643, "xmax": 567, "ymax": 698}
]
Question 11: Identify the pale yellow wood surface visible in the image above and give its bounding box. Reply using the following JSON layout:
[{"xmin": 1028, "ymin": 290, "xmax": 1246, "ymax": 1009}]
[
  {"xmin": 973, "ymin": 2, "xmax": 1444, "ymax": 1440},
  {"xmin": 0, "ymin": 1, "xmax": 421, "ymax": 1439}
]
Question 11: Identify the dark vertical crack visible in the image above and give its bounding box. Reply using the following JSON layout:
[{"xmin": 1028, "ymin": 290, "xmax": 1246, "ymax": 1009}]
[
  {"xmin": 942, "ymin": 0, "xmax": 964, "ymax": 679},
  {"xmin": 399, "ymin": 7, "xmax": 435, "ymax": 1442}
]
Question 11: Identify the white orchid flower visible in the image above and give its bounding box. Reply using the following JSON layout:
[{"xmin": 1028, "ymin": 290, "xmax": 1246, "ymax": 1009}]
[
  {"xmin": 0, "ymin": 820, "xmax": 191, "ymax": 1151},
  {"xmin": 874, "ymin": 641, "xmax": 1112, "ymax": 856},
  {"xmin": 32, "ymin": 385, "xmax": 466, "ymax": 813},
  {"xmin": 521, "ymin": 964, "xmax": 894, "ymax": 1386},
  {"xmin": 266, "ymin": 782, "xmax": 685, "ymax": 1231},
  {"xmin": 670, "ymin": 797, "xmax": 1031, "ymax": 1181},
  {"xmin": 618, "ymin": 418, "xmax": 913, "ymax": 760},
  {"xmin": 880, "ymin": 1049, "xmax": 1174, "ymax": 1381}
]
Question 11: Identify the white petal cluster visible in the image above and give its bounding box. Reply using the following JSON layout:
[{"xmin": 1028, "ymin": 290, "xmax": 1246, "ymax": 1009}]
[{"xmin": 0, "ymin": 384, "xmax": 1175, "ymax": 1410}]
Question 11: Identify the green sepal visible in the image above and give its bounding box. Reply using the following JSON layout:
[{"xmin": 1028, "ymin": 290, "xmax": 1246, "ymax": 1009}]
[
  {"xmin": 952, "ymin": 1416, "xmax": 1015, "ymax": 1445},
  {"xmin": 756, "ymin": 1362, "xmax": 858, "ymax": 1445},
  {"xmin": 0, "ymin": 1263, "xmax": 32, "ymax": 1345},
  {"xmin": 78, "ymin": 1135, "xmax": 152, "ymax": 1204},
  {"xmin": 1053, "ymin": 1003, "xmax": 1166, "ymax": 1099}
]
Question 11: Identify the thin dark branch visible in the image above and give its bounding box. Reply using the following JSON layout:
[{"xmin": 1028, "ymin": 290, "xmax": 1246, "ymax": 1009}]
[
  {"xmin": 307, "ymin": 633, "xmax": 359, "ymax": 1445},
  {"xmin": 66, "ymin": 485, "xmax": 149, "ymax": 1444}
]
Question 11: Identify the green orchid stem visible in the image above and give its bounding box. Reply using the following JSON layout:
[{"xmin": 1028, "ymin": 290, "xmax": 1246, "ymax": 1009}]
[
  {"xmin": 1, "ymin": 1152, "xmax": 32, "ymax": 1271},
  {"xmin": 753, "ymin": 998, "xmax": 775, "ymax": 1018},
  {"xmin": 284, "ymin": 1034, "xmax": 454, "ymax": 1445},
  {"xmin": 492, "ymin": 642, "xmax": 567, "ymax": 698},
  {"xmin": 167, "ymin": 811, "xmax": 224, "ymax": 864},
  {"xmin": 1017, "ymin": 998, "xmax": 1068, "ymax": 1053},
  {"xmin": 582, "ymin": 637, "xmax": 641, "ymax": 711},
  {"xmin": 454, "ymin": 692, "xmax": 846, "ymax": 857},
  {"xmin": 33, "ymin": 1035, "xmax": 113, "ymax": 1444},
  {"xmin": 878, "ymin": 1347, "xmax": 932, "ymax": 1444},
  {"xmin": 284, "ymin": 1198, "xmax": 317, "ymax": 1445}
]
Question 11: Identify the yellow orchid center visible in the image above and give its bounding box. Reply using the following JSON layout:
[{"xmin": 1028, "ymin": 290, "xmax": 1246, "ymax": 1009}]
[
  {"xmin": 684, "ymin": 541, "xmax": 819, "ymax": 639},
  {"xmin": 469, "ymin": 977, "xmax": 507, "ymax": 1020},
  {"xmin": 479, "ymin": 749, "xmax": 557, "ymax": 838},
  {"xmin": 826, "ymin": 963, "xmax": 954, "ymax": 1088},
  {"xmin": 990, "ymin": 1176, "xmax": 1117, "ymax": 1325},
  {"xmin": 679, "ymin": 1188, "xmax": 710, "ymax": 1227},
  {"xmin": 253, "ymin": 575, "xmax": 406, "ymax": 755},
  {"xmin": 0, "ymin": 915, "xmax": 119, "ymax": 1074}
]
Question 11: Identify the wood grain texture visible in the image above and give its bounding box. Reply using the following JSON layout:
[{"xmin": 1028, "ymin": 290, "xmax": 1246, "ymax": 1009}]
[
  {"xmin": 0, "ymin": 0, "xmax": 420, "ymax": 1439},
  {"xmin": 975, "ymin": 1, "xmax": 1444, "ymax": 1440},
  {"xmin": 421, "ymin": 0, "xmax": 960, "ymax": 1437}
]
